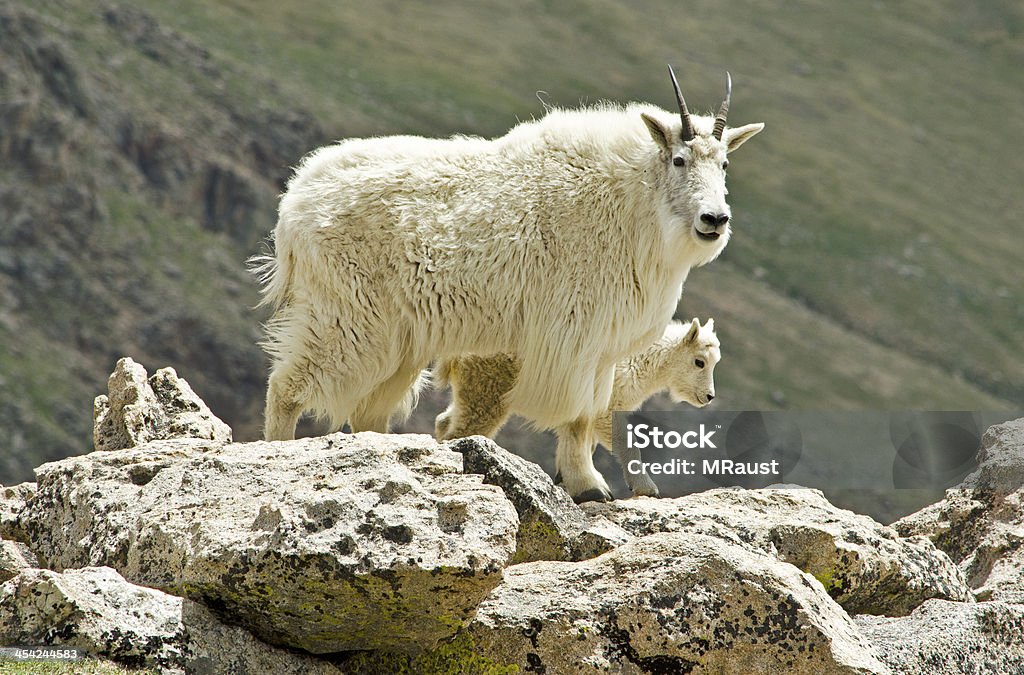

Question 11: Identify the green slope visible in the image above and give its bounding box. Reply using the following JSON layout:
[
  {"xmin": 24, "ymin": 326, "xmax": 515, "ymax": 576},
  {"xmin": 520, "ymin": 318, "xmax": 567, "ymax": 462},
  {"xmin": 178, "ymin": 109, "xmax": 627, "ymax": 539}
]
[{"xmin": 125, "ymin": 0, "xmax": 1023, "ymax": 404}]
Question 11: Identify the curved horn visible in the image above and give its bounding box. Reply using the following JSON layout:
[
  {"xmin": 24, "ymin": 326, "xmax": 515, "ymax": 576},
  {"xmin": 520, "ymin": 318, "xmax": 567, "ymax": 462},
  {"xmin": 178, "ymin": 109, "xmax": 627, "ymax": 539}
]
[
  {"xmin": 712, "ymin": 71, "xmax": 732, "ymax": 140},
  {"xmin": 667, "ymin": 64, "xmax": 695, "ymax": 142}
]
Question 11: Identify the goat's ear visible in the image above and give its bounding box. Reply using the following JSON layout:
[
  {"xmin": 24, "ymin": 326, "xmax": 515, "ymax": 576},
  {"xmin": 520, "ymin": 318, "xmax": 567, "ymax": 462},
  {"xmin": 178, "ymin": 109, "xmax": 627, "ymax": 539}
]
[
  {"xmin": 641, "ymin": 113, "xmax": 672, "ymax": 153},
  {"xmin": 724, "ymin": 123, "xmax": 764, "ymax": 153},
  {"xmin": 704, "ymin": 318, "xmax": 714, "ymax": 332},
  {"xmin": 684, "ymin": 317, "xmax": 701, "ymax": 342}
]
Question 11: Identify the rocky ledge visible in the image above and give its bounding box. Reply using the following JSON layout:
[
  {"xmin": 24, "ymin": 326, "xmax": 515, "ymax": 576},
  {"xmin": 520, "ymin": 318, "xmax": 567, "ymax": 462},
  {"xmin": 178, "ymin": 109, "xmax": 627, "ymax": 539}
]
[{"xmin": 2, "ymin": 359, "xmax": 1023, "ymax": 674}]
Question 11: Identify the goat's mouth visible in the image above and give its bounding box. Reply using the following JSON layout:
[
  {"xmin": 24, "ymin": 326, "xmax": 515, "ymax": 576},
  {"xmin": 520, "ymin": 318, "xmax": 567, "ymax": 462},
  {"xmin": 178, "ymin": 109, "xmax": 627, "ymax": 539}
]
[{"xmin": 694, "ymin": 228, "xmax": 721, "ymax": 242}]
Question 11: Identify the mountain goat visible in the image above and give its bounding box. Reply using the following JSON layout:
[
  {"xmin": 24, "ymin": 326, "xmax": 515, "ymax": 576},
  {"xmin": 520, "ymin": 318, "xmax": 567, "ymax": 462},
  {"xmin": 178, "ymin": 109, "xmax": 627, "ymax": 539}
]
[
  {"xmin": 435, "ymin": 318, "xmax": 720, "ymax": 500},
  {"xmin": 253, "ymin": 66, "xmax": 762, "ymax": 499}
]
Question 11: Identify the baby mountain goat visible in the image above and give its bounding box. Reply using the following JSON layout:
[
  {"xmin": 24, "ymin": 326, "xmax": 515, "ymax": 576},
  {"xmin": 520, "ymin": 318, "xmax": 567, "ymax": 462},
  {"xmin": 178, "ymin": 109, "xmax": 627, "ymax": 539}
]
[
  {"xmin": 253, "ymin": 66, "xmax": 761, "ymax": 501},
  {"xmin": 435, "ymin": 318, "xmax": 720, "ymax": 500}
]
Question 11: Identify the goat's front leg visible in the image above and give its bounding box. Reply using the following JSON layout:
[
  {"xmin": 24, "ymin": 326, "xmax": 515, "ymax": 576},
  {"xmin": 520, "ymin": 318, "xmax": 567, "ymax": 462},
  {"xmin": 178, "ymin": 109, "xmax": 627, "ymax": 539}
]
[
  {"xmin": 555, "ymin": 417, "xmax": 612, "ymax": 503},
  {"xmin": 593, "ymin": 412, "xmax": 659, "ymax": 497}
]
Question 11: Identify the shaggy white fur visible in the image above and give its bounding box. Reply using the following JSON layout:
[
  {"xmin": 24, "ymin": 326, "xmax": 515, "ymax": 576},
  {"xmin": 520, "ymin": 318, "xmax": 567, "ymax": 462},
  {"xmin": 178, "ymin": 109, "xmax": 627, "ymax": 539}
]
[
  {"xmin": 252, "ymin": 88, "xmax": 761, "ymax": 497},
  {"xmin": 435, "ymin": 318, "xmax": 721, "ymax": 500}
]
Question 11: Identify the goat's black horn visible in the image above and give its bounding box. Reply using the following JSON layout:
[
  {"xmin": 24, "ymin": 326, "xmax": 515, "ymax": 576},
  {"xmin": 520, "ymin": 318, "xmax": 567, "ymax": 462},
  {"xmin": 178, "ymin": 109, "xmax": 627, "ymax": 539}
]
[
  {"xmin": 667, "ymin": 64, "xmax": 695, "ymax": 142},
  {"xmin": 712, "ymin": 71, "xmax": 732, "ymax": 140}
]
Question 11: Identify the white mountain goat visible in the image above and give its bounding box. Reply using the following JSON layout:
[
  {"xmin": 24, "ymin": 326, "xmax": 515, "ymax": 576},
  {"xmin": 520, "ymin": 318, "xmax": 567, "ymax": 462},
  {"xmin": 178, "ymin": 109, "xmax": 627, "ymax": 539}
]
[
  {"xmin": 252, "ymin": 66, "xmax": 762, "ymax": 500},
  {"xmin": 435, "ymin": 318, "xmax": 720, "ymax": 499}
]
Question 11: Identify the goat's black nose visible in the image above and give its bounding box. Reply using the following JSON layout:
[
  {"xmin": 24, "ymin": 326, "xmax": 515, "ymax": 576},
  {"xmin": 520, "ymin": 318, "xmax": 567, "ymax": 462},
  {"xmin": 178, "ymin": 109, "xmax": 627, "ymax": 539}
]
[{"xmin": 700, "ymin": 213, "xmax": 730, "ymax": 228}]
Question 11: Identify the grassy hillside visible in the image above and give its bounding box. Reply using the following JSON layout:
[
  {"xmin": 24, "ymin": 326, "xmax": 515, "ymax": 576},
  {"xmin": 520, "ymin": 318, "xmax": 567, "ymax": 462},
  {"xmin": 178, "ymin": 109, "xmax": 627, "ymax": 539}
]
[
  {"xmin": 125, "ymin": 0, "xmax": 1024, "ymax": 403},
  {"xmin": 1, "ymin": 0, "xmax": 1020, "ymax": 507}
]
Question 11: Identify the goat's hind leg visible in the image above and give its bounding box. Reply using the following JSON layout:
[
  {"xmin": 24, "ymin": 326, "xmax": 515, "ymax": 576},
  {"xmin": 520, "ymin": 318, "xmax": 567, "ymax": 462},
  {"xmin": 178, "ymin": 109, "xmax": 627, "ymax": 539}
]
[
  {"xmin": 349, "ymin": 361, "xmax": 425, "ymax": 433},
  {"xmin": 264, "ymin": 357, "xmax": 314, "ymax": 441},
  {"xmin": 555, "ymin": 417, "xmax": 612, "ymax": 503},
  {"xmin": 436, "ymin": 356, "xmax": 513, "ymax": 440}
]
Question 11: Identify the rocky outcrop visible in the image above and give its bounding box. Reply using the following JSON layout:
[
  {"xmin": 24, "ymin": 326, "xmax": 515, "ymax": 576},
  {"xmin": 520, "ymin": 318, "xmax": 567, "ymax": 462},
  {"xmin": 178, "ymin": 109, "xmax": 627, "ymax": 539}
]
[
  {"xmin": 0, "ymin": 566, "xmax": 342, "ymax": 674},
  {"xmin": 22, "ymin": 432, "xmax": 519, "ymax": 654},
  {"xmin": 584, "ymin": 488, "xmax": 970, "ymax": 616},
  {"xmin": 896, "ymin": 417, "xmax": 1024, "ymax": 604},
  {"xmin": 93, "ymin": 356, "xmax": 232, "ymax": 451},
  {"xmin": 8, "ymin": 361, "xmax": 1024, "ymax": 673},
  {"xmin": 460, "ymin": 532, "xmax": 888, "ymax": 674},
  {"xmin": 447, "ymin": 436, "xmax": 629, "ymax": 563},
  {"xmin": 856, "ymin": 599, "xmax": 1024, "ymax": 675}
]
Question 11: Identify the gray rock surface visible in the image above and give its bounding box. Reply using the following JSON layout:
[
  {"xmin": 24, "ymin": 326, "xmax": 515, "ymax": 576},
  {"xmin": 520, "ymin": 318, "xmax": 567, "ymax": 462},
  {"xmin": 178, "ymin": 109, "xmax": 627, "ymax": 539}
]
[
  {"xmin": 895, "ymin": 417, "xmax": 1024, "ymax": 603},
  {"xmin": 856, "ymin": 598, "xmax": 1024, "ymax": 675},
  {"xmin": 0, "ymin": 539, "xmax": 37, "ymax": 582},
  {"xmin": 447, "ymin": 436, "xmax": 628, "ymax": 562},
  {"xmin": 584, "ymin": 488, "xmax": 971, "ymax": 616},
  {"xmin": 21, "ymin": 432, "xmax": 519, "ymax": 654},
  {"xmin": 0, "ymin": 566, "xmax": 342, "ymax": 674},
  {"xmin": 93, "ymin": 357, "xmax": 232, "ymax": 451},
  {"xmin": 461, "ymin": 532, "xmax": 889, "ymax": 674},
  {"xmin": 0, "ymin": 481, "xmax": 34, "ymax": 541},
  {"xmin": 962, "ymin": 417, "xmax": 1024, "ymax": 494}
]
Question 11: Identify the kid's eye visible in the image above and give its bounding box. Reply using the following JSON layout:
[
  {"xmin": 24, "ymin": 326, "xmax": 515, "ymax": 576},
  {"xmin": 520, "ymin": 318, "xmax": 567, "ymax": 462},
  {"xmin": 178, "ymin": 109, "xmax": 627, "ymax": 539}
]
[
  {"xmin": 673, "ymin": 156, "xmax": 685, "ymax": 167},
  {"xmin": 694, "ymin": 358, "xmax": 705, "ymax": 368}
]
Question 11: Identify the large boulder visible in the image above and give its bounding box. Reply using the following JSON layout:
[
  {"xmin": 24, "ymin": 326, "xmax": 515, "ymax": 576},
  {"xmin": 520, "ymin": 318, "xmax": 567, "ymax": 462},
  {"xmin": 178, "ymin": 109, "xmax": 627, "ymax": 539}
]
[
  {"xmin": 456, "ymin": 533, "xmax": 888, "ymax": 674},
  {"xmin": 0, "ymin": 566, "xmax": 342, "ymax": 674},
  {"xmin": 93, "ymin": 356, "xmax": 232, "ymax": 451},
  {"xmin": 447, "ymin": 436, "xmax": 629, "ymax": 562},
  {"xmin": 21, "ymin": 433, "xmax": 519, "ymax": 653},
  {"xmin": 857, "ymin": 598, "xmax": 1024, "ymax": 675},
  {"xmin": 585, "ymin": 488, "xmax": 971, "ymax": 616},
  {"xmin": 896, "ymin": 417, "xmax": 1024, "ymax": 603}
]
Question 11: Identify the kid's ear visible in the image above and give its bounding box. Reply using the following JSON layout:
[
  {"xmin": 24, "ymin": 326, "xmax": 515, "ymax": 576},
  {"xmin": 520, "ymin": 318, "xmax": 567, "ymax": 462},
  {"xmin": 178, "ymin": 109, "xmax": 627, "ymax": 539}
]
[
  {"xmin": 723, "ymin": 122, "xmax": 764, "ymax": 153},
  {"xmin": 641, "ymin": 113, "xmax": 673, "ymax": 153},
  {"xmin": 684, "ymin": 317, "xmax": 701, "ymax": 342},
  {"xmin": 704, "ymin": 318, "xmax": 715, "ymax": 331}
]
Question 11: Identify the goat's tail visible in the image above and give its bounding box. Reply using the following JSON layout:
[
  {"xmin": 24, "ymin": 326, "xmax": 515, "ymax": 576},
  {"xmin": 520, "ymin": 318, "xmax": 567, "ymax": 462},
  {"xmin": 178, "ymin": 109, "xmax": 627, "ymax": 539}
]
[{"xmin": 247, "ymin": 237, "xmax": 292, "ymax": 312}]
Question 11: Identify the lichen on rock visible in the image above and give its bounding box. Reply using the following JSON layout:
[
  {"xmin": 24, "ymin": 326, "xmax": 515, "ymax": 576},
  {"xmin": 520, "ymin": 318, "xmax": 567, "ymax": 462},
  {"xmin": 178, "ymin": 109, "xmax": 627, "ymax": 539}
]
[
  {"xmin": 461, "ymin": 532, "xmax": 889, "ymax": 674},
  {"xmin": 584, "ymin": 487, "xmax": 971, "ymax": 616},
  {"xmin": 0, "ymin": 565, "xmax": 343, "ymax": 673},
  {"xmin": 22, "ymin": 432, "xmax": 519, "ymax": 654}
]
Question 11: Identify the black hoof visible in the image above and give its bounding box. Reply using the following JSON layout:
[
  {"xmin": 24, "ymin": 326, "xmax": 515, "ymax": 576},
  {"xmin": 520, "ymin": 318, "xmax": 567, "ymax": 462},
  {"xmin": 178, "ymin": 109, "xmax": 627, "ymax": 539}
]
[{"xmin": 574, "ymin": 487, "xmax": 612, "ymax": 504}]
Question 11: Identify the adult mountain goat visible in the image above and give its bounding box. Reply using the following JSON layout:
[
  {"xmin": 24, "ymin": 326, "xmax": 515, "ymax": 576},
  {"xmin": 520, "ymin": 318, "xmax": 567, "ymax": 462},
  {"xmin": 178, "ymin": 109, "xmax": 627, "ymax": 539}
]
[{"xmin": 253, "ymin": 66, "xmax": 763, "ymax": 498}]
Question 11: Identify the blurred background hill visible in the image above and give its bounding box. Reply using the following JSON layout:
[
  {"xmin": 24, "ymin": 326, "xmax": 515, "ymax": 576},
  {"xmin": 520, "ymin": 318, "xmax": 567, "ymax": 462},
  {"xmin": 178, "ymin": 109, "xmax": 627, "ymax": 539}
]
[{"xmin": 1, "ymin": 0, "xmax": 1020, "ymax": 520}]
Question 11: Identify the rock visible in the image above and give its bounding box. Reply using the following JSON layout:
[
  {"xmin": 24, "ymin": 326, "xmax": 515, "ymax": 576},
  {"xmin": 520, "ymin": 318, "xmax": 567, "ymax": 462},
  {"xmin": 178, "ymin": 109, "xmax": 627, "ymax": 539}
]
[
  {"xmin": 0, "ymin": 539, "xmax": 37, "ymax": 582},
  {"xmin": 0, "ymin": 566, "xmax": 342, "ymax": 674},
  {"xmin": 457, "ymin": 533, "xmax": 888, "ymax": 674},
  {"xmin": 93, "ymin": 357, "xmax": 232, "ymax": 451},
  {"xmin": 895, "ymin": 417, "xmax": 1024, "ymax": 603},
  {"xmin": 961, "ymin": 417, "xmax": 1024, "ymax": 495},
  {"xmin": 584, "ymin": 488, "xmax": 971, "ymax": 616},
  {"xmin": 856, "ymin": 599, "xmax": 1024, "ymax": 674},
  {"xmin": 0, "ymin": 481, "xmax": 34, "ymax": 541},
  {"xmin": 447, "ymin": 436, "xmax": 627, "ymax": 562},
  {"xmin": 22, "ymin": 433, "xmax": 519, "ymax": 653}
]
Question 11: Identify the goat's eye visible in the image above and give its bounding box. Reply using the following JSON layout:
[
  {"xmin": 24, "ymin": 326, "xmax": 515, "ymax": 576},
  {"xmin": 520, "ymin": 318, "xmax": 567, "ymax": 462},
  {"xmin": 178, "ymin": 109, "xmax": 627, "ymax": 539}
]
[
  {"xmin": 673, "ymin": 156, "xmax": 685, "ymax": 167},
  {"xmin": 694, "ymin": 358, "xmax": 705, "ymax": 368},
  {"xmin": 722, "ymin": 160, "xmax": 729, "ymax": 170}
]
